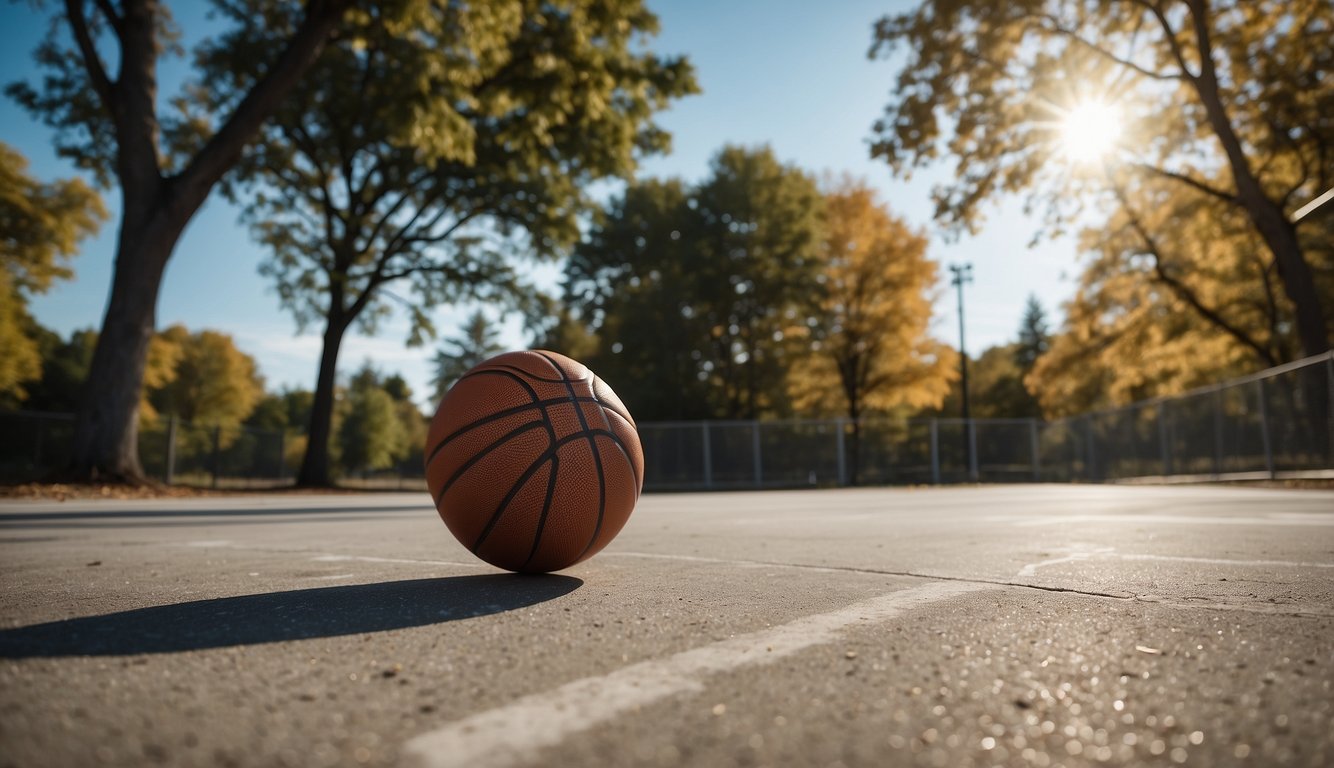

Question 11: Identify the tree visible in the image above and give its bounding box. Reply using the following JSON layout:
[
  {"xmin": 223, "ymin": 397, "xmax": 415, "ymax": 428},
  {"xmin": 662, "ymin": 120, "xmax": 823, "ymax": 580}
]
[
  {"xmin": 0, "ymin": 142, "xmax": 105, "ymax": 403},
  {"xmin": 197, "ymin": 0, "xmax": 696, "ymax": 486},
  {"xmin": 20, "ymin": 328, "xmax": 98, "ymax": 413},
  {"xmin": 336, "ymin": 364, "xmax": 409, "ymax": 475},
  {"xmin": 785, "ymin": 177, "xmax": 954, "ymax": 482},
  {"xmin": 566, "ymin": 146, "xmax": 826, "ymax": 421},
  {"xmin": 432, "ymin": 311, "xmax": 504, "ymax": 403},
  {"xmin": 564, "ymin": 178, "xmax": 714, "ymax": 420},
  {"xmin": 1014, "ymin": 295, "xmax": 1051, "ymax": 371},
  {"xmin": 146, "ymin": 325, "xmax": 264, "ymax": 429},
  {"xmin": 7, "ymin": 0, "xmax": 355, "ymax": 481},
  {"xmin": 870, "ymin": 0, "xmax": 1333, "ymax": 359}
]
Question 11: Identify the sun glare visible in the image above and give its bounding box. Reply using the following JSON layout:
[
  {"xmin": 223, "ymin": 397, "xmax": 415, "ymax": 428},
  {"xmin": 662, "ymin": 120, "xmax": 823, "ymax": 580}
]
[{"xmin": 1058, "ymin": 100, "xmax": 1122, "ymax": 163}]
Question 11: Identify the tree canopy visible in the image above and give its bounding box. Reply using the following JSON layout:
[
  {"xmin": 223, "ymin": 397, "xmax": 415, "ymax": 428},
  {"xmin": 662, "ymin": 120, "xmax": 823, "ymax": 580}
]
[
  {"xmin": 0, "ymin": 142, "xmax": 105, "ymax": 405},
  {"xmin": 786, "ymin": 176, "xmax": 953, "ymax": 425},
  {"xmin": 870, "ymin": 0, "xmax": 1333, "ymax": 363},
  {"xmin": 193, "ymin": 0, "xmax": 696, "ymax": 485},
  {"xmin": 432, "ymin": 311, "xmax": 505, "ymax": 403},
  {"xmin": 566, "ymin": 145, "xmax": 826, "ymax": 421}
]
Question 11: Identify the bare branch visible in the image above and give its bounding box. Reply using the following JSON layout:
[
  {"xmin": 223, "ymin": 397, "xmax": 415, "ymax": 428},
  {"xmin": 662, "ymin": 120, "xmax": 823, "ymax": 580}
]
[
  {"xmin": 91, "ymin": 0, "xmax": 122, "ymax": 34},
  {"xmin": 1134, "ymin": 0, "xmax": 1197, "ymax": 79}
]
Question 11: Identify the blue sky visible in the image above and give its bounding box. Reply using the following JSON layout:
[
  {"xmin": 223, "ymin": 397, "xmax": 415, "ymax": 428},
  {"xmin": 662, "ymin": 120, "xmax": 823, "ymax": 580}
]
[{"xmin": 2, "ymin": 0, "xmax": 1081, "ymax": 409}]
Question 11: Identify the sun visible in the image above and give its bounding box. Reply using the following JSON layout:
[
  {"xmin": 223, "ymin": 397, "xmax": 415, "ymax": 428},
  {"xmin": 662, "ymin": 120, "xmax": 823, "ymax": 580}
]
[{"xmin": 1057, "ymin": 100, "xmax": 1122, "ymax": 163}]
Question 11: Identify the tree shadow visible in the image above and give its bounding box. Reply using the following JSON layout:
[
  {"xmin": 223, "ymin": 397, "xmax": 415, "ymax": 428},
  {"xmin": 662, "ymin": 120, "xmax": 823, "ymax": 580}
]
[{"xmin": 0, "ymin": 574, "xmax": 581, "ymax": 658}]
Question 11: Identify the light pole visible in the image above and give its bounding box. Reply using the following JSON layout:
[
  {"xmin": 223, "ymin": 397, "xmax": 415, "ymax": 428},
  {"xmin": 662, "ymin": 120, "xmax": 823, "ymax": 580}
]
[{"xmin": 949, "ymin": 263, "xmax": 977, "ymax": 481}]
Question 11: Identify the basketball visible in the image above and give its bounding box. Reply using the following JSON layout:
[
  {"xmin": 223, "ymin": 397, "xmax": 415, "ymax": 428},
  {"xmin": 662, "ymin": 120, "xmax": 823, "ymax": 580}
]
[{"xmin": 424, "ymin": 350, "xmax": 644, "ymax": 573}]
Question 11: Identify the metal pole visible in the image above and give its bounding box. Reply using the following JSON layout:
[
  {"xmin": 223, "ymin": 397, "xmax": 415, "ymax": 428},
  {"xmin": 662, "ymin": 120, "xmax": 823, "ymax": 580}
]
[
  {"xmin": 277, "ymin": 428, "xmax": 286, "ymax": 482},
  {"xmin": 165, "ymin": 415, "xmax": 178, "ymax": 485},
  {"xmin": 1028, "ymin": 418, "xmax": 1041, "ymax": 482},
  {"xmin": 929, "ymin": 419, "xmax": 940, "ymax": 485},
  {"xmin": 1257, "ymin": 380, "xmax": 1274, "ymax": 480},
  {"xmin": 949, "ymin": 263, "xmax": 974, "ymax": 478},
  {"xmin": 751, "ymin": 421, "xmax": 762, "ymax": 489},
  {"xmin": 701, "ymin": 422, "xmax": 713, "ymax": 489},
  {"xmin": 835, "ymin": 418, "xmax": 847, "ymax": 487},
  {"xmin": 967, "ymin": 419, "xmax": 979, "ymax": 482}
]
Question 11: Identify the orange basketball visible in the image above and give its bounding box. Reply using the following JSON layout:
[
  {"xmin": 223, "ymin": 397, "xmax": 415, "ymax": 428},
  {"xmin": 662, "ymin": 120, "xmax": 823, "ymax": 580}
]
[{"xmin": 424, "ymin": 350, "xmax": 644, "ymax": 573}]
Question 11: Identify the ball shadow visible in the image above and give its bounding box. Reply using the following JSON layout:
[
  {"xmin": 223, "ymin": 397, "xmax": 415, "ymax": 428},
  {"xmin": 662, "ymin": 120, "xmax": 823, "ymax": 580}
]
[{"xmin": 0, "ymin": 573, "xmax": 581, "ymax": 658}]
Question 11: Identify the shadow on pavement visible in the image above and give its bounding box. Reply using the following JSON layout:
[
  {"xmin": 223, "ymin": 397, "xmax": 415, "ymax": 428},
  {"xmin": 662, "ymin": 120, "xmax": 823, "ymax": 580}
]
[
  {"xmin": 0, "ymin": 574, "xmax": 581, "ymax": 658},
  {"xmin": 0, "ymin": 505, "xmax": 428, "ymax": 522}
]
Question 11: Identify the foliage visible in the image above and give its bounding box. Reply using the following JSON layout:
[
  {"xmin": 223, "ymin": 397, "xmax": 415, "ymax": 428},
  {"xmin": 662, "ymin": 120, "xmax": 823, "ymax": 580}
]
[
  {"xmin": 144, "ymin": 326, "xmax": 265, "ymax": 429},
  {"xmin": 1014, "ymin": 295, "xmax": 1051, "ymax": 371},
  {"xmin": 870, "ymin": 0, "xmax": 1333, "ymax": 363},
  {"xmin": 566, "ymin": 146, "xmax": 825, "ymax": 420},
  {"xmin": 786, "ymin": 177, "xmax": 954, "ymax": 421},
  {"xmin": 5, "ymin": 0, "xmax": 356, "ymax": 481},
  {"xmin": 191, "ymin": 0, "xmax": 694, "ymax": 484},
  {"xmin": 432, "ymin": 311, "xmax": 505, "ymax": 403},
  {"xmin": 0, "ymin": 142, "xmax": 105, "ymax": 402},
  {"xmin": 18, "ymin": 328, "xmax": 98, "ymax": 413},
  {"xmin": 335, "ymin": 364, "xmax": 418, "ymax": 473}
]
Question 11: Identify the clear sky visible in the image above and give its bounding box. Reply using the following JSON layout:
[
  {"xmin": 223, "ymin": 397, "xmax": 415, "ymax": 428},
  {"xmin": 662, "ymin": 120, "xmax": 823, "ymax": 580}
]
[{"xmin": 1, "ymin": 0, "xmax": 1081, "ymax": 411}]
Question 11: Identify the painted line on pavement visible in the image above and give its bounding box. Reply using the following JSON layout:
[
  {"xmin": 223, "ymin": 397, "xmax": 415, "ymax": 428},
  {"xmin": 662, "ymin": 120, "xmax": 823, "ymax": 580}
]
[{"xmin": 403, "ymin": 580, "xmax": 995, "ymax": 768}]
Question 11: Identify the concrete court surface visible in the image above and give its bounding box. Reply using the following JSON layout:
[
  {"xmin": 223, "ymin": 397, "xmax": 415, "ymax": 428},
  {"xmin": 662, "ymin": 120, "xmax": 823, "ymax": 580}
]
[{"xmin": 1, "ymin": 485, "xmax": 1332, "ymax": 768}]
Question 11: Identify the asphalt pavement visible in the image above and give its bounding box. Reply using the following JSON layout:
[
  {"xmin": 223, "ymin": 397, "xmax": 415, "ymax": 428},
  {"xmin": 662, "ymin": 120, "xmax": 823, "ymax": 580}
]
[{"xmin": 1, "ymin": 484, "xmax": 1332, "ymax": 767}]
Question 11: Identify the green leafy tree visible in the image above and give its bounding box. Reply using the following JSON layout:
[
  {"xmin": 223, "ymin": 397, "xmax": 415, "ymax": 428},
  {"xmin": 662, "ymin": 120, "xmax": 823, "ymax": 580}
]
[
  {"xmin": 0, "ymin": 142, "xmax": 105, "ymax": 404},
  {"xmin": 6, "ymin": 0, "xmax": 355, "ymax": 481},
  {"xmin": 432, "ymin": 311, "xmax": 505, "ymax": 403},
  {"xmin": 196, "ymin": 0, "xmax": 696, "ymax": 485},
  {"xmin": 336, "ymin": 365, "xmax": 407, "ymax": 474},
  {"xmin": 567, "ymin": 146, "xmax": 825, "ymax": 420},
  {"xmin": 565, "ymin": 178, "xmax": 713, "ymax": 420},
  {"xmin": 1014, "ymin": 295, "xmax": 1051, "ymax": 371},
  {"xmin": 21, "ymin": 329, "xmax": 99, "ymax": 413},
  {"xmin": 870, "ymin": 0, "xmax": 1333, "ymax": 360}
]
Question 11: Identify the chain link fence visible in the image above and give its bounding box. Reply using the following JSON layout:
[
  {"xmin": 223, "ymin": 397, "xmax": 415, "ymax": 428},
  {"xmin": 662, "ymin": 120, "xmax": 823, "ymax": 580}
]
[{"xmin": 2, "ymin": 352, "xmax": 1330, "ymax": 489}]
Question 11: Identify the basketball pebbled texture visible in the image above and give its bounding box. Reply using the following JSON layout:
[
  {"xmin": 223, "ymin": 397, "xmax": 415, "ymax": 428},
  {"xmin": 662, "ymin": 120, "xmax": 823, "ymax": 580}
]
[{"xmin": 424, "ymin": 350, "xmax": 644, "ymax": 573}]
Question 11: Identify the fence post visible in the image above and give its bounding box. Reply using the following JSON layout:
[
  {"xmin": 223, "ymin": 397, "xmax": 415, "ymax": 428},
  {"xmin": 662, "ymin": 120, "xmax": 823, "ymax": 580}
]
[
  {"xmin": 967, "ymin": 419, "xmax": 979, "ymax": 482},
  {"xmin": 1028, "ymin": 418, "xmax": 1041, "ymax": 482},
  {"xmin": 1256, "ymin": 379, "xmax": 1274, "ymax": 480},
  {"xmin": 165, "ymin": 415, "xmax": 178, "ymax": 485},
  {"xmin": 929, "ymin": 419, "xmax": 940, "ymax": 485},
  {"xmin": 701, "ymin": 421, "xmax": 713, "ymax": 489},
  {"xmin": 1156, "ymin": 402, "xmax": 1170, "ymax": 477},
  {"xmin": 1212, "ymin": 388, "xmax": 1224, "ymax": 477},
  {"xmin": 835, "ymin": 418, "xmax": 847, "ymax": 487},
  {"xmin": 751, "ymin": 421, "xmax": 762, "ymax": 489},
  {"xmin": 211, "ymin": 425, "xmax": 222, "ymax": 489}
]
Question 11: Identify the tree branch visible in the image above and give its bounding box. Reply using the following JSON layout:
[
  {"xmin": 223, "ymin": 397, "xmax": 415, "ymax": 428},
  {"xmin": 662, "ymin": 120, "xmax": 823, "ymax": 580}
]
[
  {"xmin": 1132, "ymin": 162, "xmax": 1236, "ymax": 204},
  {"xmin": 1033, "ymin": 14, "xmax": 1184, "ymax": 82},
  {"xmin": 1111, "ymin": 183, "xmax": 1278, "ymax": 366},
  {"xmin": 91, "ymin": 0, "xmax": 122, "ymax": 34},
  {"xmin": 64, "ymin": 0, "xmax": 114, "ymax": 111},
  {"xmin": 174, "ymin": 0, "xmax": 351, "ymax": 213},
  {"xmin": 1133, "ymin": 0, "xmax": 1197, "ymax": 79}
]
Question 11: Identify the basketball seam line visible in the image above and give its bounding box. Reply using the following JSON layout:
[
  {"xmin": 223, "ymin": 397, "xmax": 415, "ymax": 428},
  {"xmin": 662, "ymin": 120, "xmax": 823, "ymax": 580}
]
[
  {"xmin": 467, "ymin": 361, "xmax": 590, "ymax": 384},
  {"xmin": 462, "ymin": 364, "xmax": 562, "ymax": 556},
  {"xmin": 536, "ymin": 351, "xmax": 607, "ymax": 563},
  {"xmin": 425, "ymin": 390, "xmax": 602, "ymax": 469},
  {"xmin": 586, "ymin": 378, "xmax": 642, "ymax": 499},
  {"xmin": 521, "ymin": 454, "xmax": 561, "ymax": 571},
  {"xmin": 434, "ymin": 421, "xmax": 548, "ymax": 507},
  {"xmin": 469, "ymin": 429, "xmax": 632, "ymax": 555}
]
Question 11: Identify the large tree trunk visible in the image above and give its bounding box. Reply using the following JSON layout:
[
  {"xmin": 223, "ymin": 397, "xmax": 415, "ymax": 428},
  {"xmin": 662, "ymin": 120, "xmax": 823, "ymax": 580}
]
[
  {"xmin": 1188, "ymin": 5, "xmax": 1331, "ymax": 357},
  {"xmin": 298, "ymin": 317, "xmax": 349, "ymax": 487},
  {"xmin": 67, "ymin": 211, "xmax": 179, "ymax": 481},
  {"xmin": 59, "ymin": 0, "xmax": 351, "ymax": 483}
]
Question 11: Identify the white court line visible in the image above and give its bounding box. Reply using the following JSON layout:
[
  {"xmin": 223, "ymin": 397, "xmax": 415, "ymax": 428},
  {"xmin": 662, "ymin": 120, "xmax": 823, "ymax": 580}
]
[
  {"xmin": 1009, "ymin": 513, "xmax": 1334, "ymax": 527},
  {"xmin": 402, "ymin": 580, "xmax": 994, "ymax": 768}
]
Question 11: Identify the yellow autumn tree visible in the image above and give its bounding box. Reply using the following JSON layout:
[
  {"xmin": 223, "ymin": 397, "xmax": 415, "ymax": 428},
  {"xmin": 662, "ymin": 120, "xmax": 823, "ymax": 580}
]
[{"xmin": 788, "ymin": 177, "xmax": 955, "ymax": 482}]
